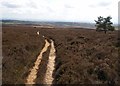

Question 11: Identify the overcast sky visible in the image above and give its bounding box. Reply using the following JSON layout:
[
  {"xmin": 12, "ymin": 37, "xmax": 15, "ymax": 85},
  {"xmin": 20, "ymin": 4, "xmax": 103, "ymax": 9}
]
[{"xmin": 0, "ymin": 0, "xmax": 119, "ymax": 23}]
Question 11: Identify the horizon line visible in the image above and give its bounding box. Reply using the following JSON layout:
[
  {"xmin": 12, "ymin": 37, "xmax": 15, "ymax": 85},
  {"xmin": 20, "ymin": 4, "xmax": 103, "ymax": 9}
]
[{"xmin": 1, "ymin": 18, "xmax": 118, "ymax": 25}]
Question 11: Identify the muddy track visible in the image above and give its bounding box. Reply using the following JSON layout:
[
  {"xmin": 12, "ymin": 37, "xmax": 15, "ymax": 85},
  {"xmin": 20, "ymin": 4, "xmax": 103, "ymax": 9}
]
[
  {"xmin": 26, "ymin": 39, "xmax": 50, "ymax": 84},
  {"xmin": 44, "ymin": 40, "xmax": 56, "ymax": 84},
  {"xmin": 26, "ymin": 38, "xmax": 56, "ymax": 85}
]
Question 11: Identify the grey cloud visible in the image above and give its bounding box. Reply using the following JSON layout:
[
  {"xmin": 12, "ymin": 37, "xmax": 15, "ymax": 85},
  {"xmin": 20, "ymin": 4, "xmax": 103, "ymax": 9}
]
[
  {"xmin": 46, "ymin": 7, "xmax": 54, "ymax": 12},
  {"xmin": 89, "ymin": 5, "xmax": 96, "ymax": 8},
  {"xmin": 64, "ymin": 5, "xmax": 74, "ymax": 9},
  {"xmin": 98, "ymin": 2, "xmax": 111, "ymax": 7},
  {"xmin": 89, "ymin": 2, "xmax": 111, "ymax": 8},
  {"xmin": 1, "ymin": 2, "xmax": 20, "ymax": 8},
  {"xmin": 27, "ymin": 1, "xmax": 37, "ymax": 9}
]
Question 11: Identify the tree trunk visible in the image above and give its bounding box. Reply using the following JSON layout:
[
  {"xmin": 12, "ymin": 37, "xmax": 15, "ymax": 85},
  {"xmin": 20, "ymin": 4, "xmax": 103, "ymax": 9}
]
[
  {"xmin": 104, "ymin": 30, "xmax": 107, "ymax": 34},
  {"xmin": 105, "ymin": 30, "xmax": 106, "ymax": 34},
  {"xmin": 104, "ymin": 26, "xmax": 107, "ymax": 34}
]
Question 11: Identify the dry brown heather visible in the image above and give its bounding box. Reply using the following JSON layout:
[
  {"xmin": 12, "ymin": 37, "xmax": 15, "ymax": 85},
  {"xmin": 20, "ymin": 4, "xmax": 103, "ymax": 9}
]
[{"xmin": 2, "ymin": 25, "xmax": 120, "ymax": 85}]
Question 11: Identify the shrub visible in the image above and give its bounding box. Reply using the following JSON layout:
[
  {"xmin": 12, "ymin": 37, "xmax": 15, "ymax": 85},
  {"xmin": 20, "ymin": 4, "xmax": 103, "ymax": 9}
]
[{"xmin": 97, "ymin": 70, "xmax": 108, "ymax": 81}]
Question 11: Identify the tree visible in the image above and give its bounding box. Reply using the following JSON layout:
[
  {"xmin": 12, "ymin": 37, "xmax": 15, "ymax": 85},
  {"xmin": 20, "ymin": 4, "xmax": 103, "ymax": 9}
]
[{"xmin": 95, "ymin": 16, "xmax": 115, "ymax": 33}]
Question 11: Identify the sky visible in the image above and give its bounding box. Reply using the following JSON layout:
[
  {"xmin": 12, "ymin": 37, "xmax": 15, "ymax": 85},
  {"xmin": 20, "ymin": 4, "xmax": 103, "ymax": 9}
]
[{"xmin": 0, "ymin": 0, "xmax": 119, "ymax": 23}]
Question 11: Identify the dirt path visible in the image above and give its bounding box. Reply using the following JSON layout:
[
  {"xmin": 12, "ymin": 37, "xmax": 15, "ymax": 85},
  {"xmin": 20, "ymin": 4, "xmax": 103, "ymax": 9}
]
[
  {"xmin": 26, "ymin": 39, "xmax": 50, "ymax": 84},
  {"xmin": 26, "ymin": 37, "xmax": 56, "ymax": 85},
  {"xmin": 44, "ymin": 40, "xmax": 56, "ymax": 84}
]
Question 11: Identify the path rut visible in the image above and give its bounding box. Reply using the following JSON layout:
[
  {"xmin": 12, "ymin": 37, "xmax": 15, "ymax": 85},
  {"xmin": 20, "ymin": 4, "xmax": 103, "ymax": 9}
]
[
  {"xmin": 26, "ymin": 38, "xmax": 56, "ymax": 85},
  {"xmin": 44, "ymin": 40, "xmax": 56, "ymax": 84},
  {"xmin": 26, "ymin": 39, "xmax": 50, "ymax": 84}
]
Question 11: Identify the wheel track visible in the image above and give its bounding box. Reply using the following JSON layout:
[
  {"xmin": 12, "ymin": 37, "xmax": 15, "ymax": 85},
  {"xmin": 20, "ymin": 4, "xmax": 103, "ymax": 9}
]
[
  {"xmin": 26, "ymin": 39, "xmax": 50, "ymax": 85},
  {"xmin": 26, "ymin": 38, "xmax": 56, "ymax": 86}
]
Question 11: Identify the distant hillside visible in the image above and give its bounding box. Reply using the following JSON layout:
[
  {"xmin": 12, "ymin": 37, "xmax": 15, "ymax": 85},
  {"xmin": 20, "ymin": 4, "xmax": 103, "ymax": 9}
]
[
  {"xmin": 2, "ymin": 19, "xmax": 118, "ymax": 29},
  {"xmin": 2, "ymin": 20, "xmax": 96, "ymax": 29},
  {"xmin": 2, "ymin": 20, "xmax": 34, "ymax": 25}
]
